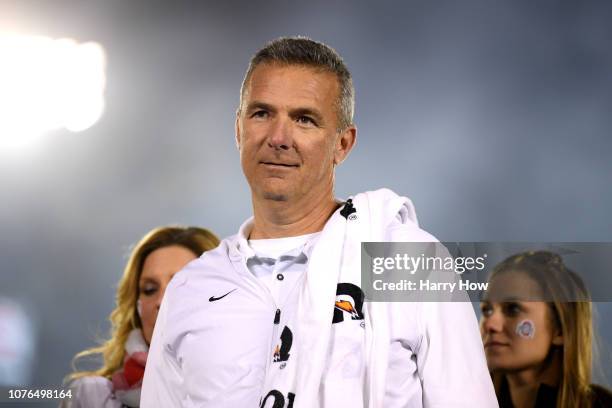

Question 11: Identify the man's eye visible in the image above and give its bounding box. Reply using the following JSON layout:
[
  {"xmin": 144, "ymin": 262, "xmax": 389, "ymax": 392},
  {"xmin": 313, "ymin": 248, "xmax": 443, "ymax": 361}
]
[
  {"xmin": 251, "ymin": 110, "xmax": 268, "ymax": 119},
  {"xmin": 297, "ymin": 116, "xmax": 315, "ymax": 125}
]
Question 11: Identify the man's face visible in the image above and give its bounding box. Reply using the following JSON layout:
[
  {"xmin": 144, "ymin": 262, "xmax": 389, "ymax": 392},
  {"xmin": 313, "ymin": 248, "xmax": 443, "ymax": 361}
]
[{"xmin": 236, "ymin": 63, "xmax": 355, "ymax": 203}]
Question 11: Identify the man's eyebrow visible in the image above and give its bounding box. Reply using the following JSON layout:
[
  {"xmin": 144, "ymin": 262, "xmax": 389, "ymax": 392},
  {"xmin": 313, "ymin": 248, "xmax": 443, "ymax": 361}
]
[
  {"xmin": 289, "ymin": 107, "xmax": 324, "ymax": 122},
  {"xmin": 245, "ymin": 101, "xmax": 275, "ymax": 113},
  {"xmin": 244, "ymin": 102, "xmax": 325, "ymax": 123}
]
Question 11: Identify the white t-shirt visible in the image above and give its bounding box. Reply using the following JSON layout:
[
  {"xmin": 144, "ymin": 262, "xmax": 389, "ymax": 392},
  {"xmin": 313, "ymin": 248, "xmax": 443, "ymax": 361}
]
[{"xmin": 247, "ymin": 232, "xmax": 319, "ymax": 307}]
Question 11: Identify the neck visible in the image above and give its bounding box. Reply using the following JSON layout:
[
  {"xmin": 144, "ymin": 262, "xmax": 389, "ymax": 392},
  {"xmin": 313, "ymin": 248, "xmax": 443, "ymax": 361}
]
[
  {"xmin": 505, "ymin": 348, "xmax": 562, "ymax": 408},
  {"xmin": 250, "ymin": 186, "xmax": 340, "ymax": 239}
]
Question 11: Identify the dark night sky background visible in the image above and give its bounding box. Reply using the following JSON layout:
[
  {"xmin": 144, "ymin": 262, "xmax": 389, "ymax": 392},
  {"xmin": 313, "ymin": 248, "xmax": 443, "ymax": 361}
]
[{"xmin": 1, "ymin": 1, "xmax": 611, "ymax": 404}]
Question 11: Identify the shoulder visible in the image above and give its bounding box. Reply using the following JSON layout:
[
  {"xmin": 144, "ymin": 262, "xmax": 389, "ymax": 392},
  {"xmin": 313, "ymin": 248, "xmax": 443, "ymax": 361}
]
[
  {"xmin": 349, "ymin": 188, "xmax": 437, "ymax": 242},
  {"xmin": 161, "ymin": 236, "xmax": 238, "ymax": 313},
  {"xmin": 387, "ymin": 217, "xmax": 438, "ymax": 242},
  {"xmin": 167, "ymin": 237, "xmax": 236, "ymax": 288},
  {"xmin": 591, "ymin": 384, "xmax": 612, "ymax": 407},
  {"xmin": 65, "ymin": 376, "xmax": 122, "ymax": 408}
]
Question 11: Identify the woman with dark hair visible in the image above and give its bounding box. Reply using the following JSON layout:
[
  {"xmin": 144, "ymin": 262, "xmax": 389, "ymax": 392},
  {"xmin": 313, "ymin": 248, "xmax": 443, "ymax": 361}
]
[
  {"xmin": 480, "ymin": 250, "xmax": 612, "ymax": 407},
  {"xmin": 62, "ymin": 226, "xmax": 219, "ymax": 407}
]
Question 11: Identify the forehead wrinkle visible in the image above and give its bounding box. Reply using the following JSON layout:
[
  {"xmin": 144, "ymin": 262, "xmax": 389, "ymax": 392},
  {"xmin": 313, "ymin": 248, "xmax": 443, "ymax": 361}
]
[{"xmin": 245, "ymin": 65, "xmax": 339, "ymax": 118}]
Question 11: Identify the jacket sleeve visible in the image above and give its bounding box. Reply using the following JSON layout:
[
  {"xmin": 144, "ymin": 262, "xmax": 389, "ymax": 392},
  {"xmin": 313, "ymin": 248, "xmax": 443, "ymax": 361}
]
[
  {"xmin": 415, "ymin": 300, "xmax": 498, "ymax": 407},
  {"xmin": 141, "ymin": 290, "xmax": 184, "ymax": 407},
  {"xmin": 387, "ymin": 219, "xmax": 499, "ymax": 407}
]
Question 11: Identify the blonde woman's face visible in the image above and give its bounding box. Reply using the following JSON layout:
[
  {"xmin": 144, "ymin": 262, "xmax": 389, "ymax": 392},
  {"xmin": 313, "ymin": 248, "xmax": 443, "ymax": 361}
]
[
  {"xmin": 479, "ymin": 271, "xmax": 563, "ymax": 372},
  {"xmin": 138, "ymin": 245, "xmax": 197, "ymax": 344}
]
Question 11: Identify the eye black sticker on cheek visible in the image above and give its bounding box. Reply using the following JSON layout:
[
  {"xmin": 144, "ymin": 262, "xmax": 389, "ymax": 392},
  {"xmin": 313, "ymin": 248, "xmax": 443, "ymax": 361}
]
[{"xmin": 515, "ymin": 319, "xmax": 535, "ymax": 339}]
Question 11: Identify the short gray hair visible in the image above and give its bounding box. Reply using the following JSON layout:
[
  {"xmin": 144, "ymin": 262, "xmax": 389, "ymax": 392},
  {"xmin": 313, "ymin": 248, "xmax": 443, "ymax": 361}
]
[{"xmin": 239, "ymin": 36, "xmax": 354, "ymax": 131}]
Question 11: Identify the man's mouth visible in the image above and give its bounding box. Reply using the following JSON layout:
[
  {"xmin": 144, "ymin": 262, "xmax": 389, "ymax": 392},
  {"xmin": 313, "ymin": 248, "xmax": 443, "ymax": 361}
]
[{"xmin": 261, "ymin": 161, "xmax": 299, "ymax": 168}]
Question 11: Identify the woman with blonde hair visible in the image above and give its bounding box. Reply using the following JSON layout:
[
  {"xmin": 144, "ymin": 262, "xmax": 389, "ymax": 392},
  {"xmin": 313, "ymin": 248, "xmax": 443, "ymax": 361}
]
[
  {"xmin": 480, "ymin": 250, "xmax": 611, "ymax": 407},
  {"xmin": 63, "ymin": 226, "xmax": 219, "ymax": 407}
]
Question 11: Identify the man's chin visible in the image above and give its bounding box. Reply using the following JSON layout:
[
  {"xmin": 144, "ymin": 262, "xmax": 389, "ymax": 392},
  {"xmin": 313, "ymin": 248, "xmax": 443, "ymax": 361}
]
[
  {"xmin": 252, "ymin": 180, "xmax": 293, "ymax": 202},
  {"xmin": 262, "ymin": 191, "xmax": 289, "ymax": 202}
]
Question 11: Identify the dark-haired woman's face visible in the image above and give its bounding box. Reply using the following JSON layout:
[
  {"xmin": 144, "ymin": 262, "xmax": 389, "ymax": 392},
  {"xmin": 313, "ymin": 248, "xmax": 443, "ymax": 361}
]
[
  {"xmin": 138, "ymin": 245, "xmax": 197, "ymax": 344},
  {"xmin": 479, "ymin": 271, "xmax": 563, "ymax": 372}
]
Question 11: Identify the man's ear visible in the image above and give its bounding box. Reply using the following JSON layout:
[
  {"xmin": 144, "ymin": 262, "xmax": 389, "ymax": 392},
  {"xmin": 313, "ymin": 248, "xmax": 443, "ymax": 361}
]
[
  {"xmin": 235, "ymin": 111, "xmax": 241, "ymax": 150},
  {"xmin": 333, "ymin": 125, "xmax": 357, "ymax": 165}
]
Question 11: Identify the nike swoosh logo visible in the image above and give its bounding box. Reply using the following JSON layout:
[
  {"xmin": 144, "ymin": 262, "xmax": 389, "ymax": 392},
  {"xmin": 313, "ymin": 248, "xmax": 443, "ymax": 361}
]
[{"xmin": 209, "ymin": 289, "xmax": 237, "ymax": 302}]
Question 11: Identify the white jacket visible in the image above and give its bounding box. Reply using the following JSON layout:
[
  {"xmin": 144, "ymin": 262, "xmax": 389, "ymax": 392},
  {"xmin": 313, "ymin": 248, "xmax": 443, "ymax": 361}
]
[{"xmin": 141, "ymin": 189, "xmax": 498, "ymax": 407}]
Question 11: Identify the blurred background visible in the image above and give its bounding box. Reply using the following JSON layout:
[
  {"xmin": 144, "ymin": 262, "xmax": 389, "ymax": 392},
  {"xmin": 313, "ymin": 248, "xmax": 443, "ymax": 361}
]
[{"xmin": 1, "ymin": 0, "xmax": 611, "ymax": 405}]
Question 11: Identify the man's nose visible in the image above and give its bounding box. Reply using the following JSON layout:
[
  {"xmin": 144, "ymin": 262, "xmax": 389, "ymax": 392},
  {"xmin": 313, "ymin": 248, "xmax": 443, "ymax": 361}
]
[{"xmin": 267, "ymin": 117, "xmax": 292, "ymax": 150}]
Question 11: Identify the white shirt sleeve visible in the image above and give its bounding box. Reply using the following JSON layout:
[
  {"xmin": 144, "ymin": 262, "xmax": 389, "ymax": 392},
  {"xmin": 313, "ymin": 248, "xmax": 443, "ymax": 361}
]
[{"xmin": 141, "ymin": 289, "xmax": 184, "ymax": 407}]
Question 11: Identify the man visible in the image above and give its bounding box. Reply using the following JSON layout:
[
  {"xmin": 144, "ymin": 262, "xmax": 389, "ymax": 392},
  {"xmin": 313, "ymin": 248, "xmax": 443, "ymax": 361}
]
[{"xmin": 142, "ymin": 37, "xmax": 498, "ymax": 407}]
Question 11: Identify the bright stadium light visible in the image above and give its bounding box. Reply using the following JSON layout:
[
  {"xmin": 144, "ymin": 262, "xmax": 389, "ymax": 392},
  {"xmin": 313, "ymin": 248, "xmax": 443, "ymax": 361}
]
[{"xmin": 0, "ymin": 33, "xmax": 106, "ymax": 151}]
